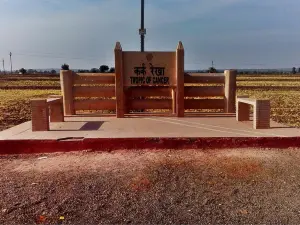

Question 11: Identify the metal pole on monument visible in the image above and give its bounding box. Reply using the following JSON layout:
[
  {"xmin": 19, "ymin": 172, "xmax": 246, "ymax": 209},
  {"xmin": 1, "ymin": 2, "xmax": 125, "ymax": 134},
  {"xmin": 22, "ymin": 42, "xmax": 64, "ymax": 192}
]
[
  {"xmin": 139, "ymin": 0, "xmax": 146, "ymax": 52},
  {"xmin": 139, "ymin": 0, "xmax": 146, "ymax": 112}
]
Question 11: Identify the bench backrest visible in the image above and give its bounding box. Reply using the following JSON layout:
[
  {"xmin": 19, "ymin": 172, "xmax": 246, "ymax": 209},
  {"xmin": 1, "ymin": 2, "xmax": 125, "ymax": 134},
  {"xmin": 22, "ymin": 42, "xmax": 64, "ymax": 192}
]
[{"xmin": 60, "ymin": 70, "xmax": 237, "ymax": 116}]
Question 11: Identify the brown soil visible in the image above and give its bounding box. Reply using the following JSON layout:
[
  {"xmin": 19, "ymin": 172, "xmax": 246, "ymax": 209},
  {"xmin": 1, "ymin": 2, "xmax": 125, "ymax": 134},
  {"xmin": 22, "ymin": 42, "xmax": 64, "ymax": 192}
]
[
  {"xmin": 0, "ymin": 100, "xmax": 32, "ymax": 131},
  {"xmin": 1, "ymin": 148, "xmax": 300, "ymax": 224}
]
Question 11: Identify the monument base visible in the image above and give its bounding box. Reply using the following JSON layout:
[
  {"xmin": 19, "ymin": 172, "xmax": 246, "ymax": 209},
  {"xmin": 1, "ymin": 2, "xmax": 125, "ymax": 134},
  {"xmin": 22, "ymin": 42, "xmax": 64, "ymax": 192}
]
[{"xmin": 0, "ymin": 114, "xmax": 299, "ymax": 154}]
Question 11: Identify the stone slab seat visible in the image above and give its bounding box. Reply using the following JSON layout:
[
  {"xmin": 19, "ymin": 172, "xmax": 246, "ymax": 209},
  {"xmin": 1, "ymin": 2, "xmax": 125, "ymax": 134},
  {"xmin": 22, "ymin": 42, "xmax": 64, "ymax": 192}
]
[
  {"xmin": 31, "ymin": 96, "xmax": 64, "ymax": 132},
  {"xmin": 236, "ymin": 95, "xmax": 270, "ymax": 129}
]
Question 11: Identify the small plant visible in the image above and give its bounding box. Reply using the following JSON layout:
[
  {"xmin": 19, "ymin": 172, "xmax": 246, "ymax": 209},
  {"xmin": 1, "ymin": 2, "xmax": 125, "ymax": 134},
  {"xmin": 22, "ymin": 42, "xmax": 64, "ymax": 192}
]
[
  {"xmin": 90, "ymin": 68, "xmax": 99, "ymax": 73},
  {"xmin": 109, "ymin": 67, "xmax": 115, "ymax": 73},
  {"xmin": 19, "ymin": 68, "xmax": 27, "ymax": 74},
  {"xmin": 208, "ymin": 67, "xmax": 217, "ymax": 73},
  {"xmin": 99, "ymin": 65, "xmax": 109, "ymax": 73},
  {"xmin": 61, "ymin": 64, "xmax": 69, "ymax": 70}
]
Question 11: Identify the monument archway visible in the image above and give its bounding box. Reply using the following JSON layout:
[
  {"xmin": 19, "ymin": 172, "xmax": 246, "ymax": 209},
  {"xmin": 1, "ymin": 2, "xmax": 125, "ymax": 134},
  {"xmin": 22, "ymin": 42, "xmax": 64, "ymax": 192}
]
[{"xmin": 114, "ymin": 41, "xmax": 185, "ymax": 118}]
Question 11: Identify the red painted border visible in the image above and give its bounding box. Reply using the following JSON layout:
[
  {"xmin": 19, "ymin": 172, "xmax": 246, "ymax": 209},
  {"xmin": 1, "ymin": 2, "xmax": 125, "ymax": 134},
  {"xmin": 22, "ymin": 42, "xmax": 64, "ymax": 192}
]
[{"xmin": 0, "ymin": 137, "xmax": 300, "ymax": 155}]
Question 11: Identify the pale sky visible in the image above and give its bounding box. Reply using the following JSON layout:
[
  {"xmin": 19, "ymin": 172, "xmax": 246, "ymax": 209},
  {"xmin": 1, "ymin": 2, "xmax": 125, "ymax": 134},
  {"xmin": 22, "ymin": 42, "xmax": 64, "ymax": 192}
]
[{"xmin": 0, "ymin": 0, "xmax": 300, "ymax": 70}]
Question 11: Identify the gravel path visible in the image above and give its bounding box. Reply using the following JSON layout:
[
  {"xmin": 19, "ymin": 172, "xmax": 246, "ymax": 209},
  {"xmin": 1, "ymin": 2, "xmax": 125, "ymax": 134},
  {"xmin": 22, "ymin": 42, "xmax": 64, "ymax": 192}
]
[{"xmin": 1, "ymin": 148, "xmax": 300, "ymax": 224}]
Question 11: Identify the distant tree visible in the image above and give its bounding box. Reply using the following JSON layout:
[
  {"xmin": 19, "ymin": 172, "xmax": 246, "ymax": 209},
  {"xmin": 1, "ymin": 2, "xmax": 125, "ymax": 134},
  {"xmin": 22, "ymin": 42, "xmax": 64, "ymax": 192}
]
[
  {"xmin": 19, "ymin": 68, "xmax": 27, "ymax": 74},
  {"xmin": 292, "ymin": 67, "xmax": 296, "ymax": 74},
  {"xmin": 51, "ymin": 69, "xmax": 57, "ymax": 74},
  {"xmin": 208, "ymin": 67, "xmax": 217, "ymax": 73},
  {"xmin": 90, "ymin": 68, "xmax": 99, "ymax": 73},
  {"xmin": 298, "ymin": 68, "xmax": 300, "ymax": 74},
  {"xmin": 78, "ymin": 69, "xmax": 89, "ymax": 73},
  {"xmin": 27, "ymin": 69, "xmax": 34, "ymax": 74},
  {"xmin": 61, "ymin": 64, "xmax": 69, "ymax": 70},
  {"xmin": 109, "ymin": 67, "xmax": 115, "ymax": 73},
  {"xmin": 100, "ymin": 65, "xmax": 109, "ymax": 73}
]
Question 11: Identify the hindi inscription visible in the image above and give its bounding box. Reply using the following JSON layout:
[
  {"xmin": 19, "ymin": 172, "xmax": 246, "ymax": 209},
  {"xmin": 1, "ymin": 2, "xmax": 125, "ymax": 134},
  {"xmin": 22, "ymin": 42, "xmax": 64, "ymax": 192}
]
[{"xmin": 123, "ymin": 52, "xmax": 176, "ymax": 86}]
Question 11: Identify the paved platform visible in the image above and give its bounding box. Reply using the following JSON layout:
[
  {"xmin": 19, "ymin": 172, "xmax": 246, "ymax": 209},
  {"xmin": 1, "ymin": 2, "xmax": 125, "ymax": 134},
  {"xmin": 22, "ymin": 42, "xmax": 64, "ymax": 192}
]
[{"xmin": 1, "ymin": 114, "xmax": 299, "ymax": 140}]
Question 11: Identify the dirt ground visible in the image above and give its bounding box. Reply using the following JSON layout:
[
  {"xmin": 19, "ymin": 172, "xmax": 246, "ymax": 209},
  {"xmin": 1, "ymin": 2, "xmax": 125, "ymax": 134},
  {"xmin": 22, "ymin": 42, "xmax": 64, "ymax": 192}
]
[{"xmin": 1, "ymin": 148, "xmax": 300, "ymax": 224}]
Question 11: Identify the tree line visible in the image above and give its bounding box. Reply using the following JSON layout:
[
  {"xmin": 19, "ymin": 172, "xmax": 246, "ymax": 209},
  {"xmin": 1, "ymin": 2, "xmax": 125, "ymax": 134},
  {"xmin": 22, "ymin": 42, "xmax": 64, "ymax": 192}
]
[
  {"xmin": 61, "ymin": 64, "xmax": 115, "ymax": 73},
  {"xmin": 197, "ymin": 66, "xmax": 300, "ymax": 75},
  {"xmin": 1, "ymin": 64, "xmax": 300, "ymax": 75},
  {"xmin": 17, "ymin": 68, "xmax": 58, "ymax": 75},
  {"xmin": 13, "ymin": 64, "xmax": 115, "ymax": 75}
]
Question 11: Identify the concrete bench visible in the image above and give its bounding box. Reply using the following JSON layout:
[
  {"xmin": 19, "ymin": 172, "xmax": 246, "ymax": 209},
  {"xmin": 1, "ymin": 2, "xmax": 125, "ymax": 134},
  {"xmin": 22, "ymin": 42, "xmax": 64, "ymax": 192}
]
[
  {"xmin": 236, "ymin": 96, "xmax": 270, "ymax": 129},
  {"xmin": 31, "ymin": 96, "xmax": 64, "ymax": 131}
]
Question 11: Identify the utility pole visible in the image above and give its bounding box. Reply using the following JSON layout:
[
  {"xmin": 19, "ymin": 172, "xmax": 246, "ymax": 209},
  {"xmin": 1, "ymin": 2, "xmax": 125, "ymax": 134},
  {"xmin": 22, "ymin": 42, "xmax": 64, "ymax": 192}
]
[
  {"xmin": 139, "ymin": 0, "xmax": 146, "ymax": 52},
  {"xmin": 212, "ymin": 60, "xmax": 214, "ymax": 68},
  {"xmin": 2, "ymin": 59, "xmax": 5, "ymax": 74},
  {"xmin": 9, "ymin": 52, "xmax": 12, "ymax": 74}
]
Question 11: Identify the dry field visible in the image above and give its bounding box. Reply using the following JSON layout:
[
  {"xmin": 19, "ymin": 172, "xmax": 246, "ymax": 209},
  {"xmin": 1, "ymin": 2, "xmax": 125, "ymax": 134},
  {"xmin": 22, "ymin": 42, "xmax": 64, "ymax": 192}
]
[
  {"xmin": 0, "ymin": 74, "xmax": 57, "ymax": 130},
  {"xmin": 2, "ymin": 149, "xmax": 300, "ymax": 224},
  {"xmin": 0, "ymin": 74, "xmax": 300, "ymax": 131},
  {"xmin": 236, "ymin": 75, "xmax": 300, "ymax": 127}
]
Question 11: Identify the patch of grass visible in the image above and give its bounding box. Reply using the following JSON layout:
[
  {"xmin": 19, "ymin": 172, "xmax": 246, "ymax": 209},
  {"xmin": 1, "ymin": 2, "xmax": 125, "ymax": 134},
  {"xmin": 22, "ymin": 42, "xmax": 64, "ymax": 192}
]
[
  {"xmin": 0, "ymin": 80, "xmax": 60, "ymax": 87},
  {"xmin": 237, "ymin": 89, "xmax": 300, "ymax": 127},
  {"xmin": 237, "ymin": 81, "xmax": 300, "ymax": 86},
  {"xmin": 237, "ymin": 75, "xmax": 300, "ymax": 81},
  {"xmin": 0, "ymin": 89, "xmax": 60, "ymax": 131}
]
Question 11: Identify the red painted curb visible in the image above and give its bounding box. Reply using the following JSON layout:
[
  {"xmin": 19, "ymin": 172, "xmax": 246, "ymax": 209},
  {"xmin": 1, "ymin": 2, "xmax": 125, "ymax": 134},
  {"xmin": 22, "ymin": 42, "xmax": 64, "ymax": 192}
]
[{"xmin": 0, "ymin": 137, "xmax": 300, "ymax": 155}]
